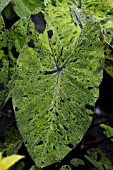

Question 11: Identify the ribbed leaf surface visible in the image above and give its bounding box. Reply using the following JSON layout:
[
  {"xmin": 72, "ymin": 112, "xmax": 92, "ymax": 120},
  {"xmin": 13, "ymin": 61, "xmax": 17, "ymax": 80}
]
[{"xmin": 12, "ymin": 8, "xmax": 104, "ymax": 167}]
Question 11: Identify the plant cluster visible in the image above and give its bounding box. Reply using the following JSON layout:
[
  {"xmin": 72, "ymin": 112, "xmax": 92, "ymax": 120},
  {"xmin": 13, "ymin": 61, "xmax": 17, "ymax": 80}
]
[{"xmin": 0, "ymin": 0, "xmax": 113, "ymax": 170}]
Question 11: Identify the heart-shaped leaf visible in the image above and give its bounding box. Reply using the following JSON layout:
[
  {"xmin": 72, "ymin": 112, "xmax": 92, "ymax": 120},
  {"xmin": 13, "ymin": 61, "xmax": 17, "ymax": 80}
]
[{"xmin": 12, "ymin": 8, "xmax": 104, "ymax": 167}]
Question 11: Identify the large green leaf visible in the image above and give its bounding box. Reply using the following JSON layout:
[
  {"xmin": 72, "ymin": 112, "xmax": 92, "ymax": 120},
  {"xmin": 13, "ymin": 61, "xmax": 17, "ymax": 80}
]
[
  {"xmin": 0, "ymin": 15, "xmax": 8, "ymax": 108},
  {"xmin": 12, "ymin": 7, "xmax": 104, "ymax": 167}
]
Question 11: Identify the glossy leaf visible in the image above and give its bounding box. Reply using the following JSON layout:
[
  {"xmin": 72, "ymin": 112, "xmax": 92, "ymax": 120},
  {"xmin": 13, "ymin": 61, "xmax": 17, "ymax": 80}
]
[
  {"xmin": 12, "ymin": 7, "xmax": 104, "ymax": 167},
  {"xmin": 0, "ymin": 15, "xmax": 8, "ymax": 108},
  {"xmin": 85, "ymin": 148, "xmax": 113, "ymax": 170},
  {"xmin": 0, "ymin": 153, "xmax": 24, "ymax": 170}
]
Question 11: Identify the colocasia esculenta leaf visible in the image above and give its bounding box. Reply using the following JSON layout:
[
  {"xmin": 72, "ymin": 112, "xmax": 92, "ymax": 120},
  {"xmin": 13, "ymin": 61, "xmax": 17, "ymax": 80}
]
[{"xmin": 12, "ymin": 7, "xmax": 104, "ymax": 167}]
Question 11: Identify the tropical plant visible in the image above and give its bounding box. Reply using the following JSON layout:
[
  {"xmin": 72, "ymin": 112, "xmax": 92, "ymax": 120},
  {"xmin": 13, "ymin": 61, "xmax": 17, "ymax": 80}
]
[{"xmin": 0, "ymin": 0, "xmax": 113, "ymax": 169}]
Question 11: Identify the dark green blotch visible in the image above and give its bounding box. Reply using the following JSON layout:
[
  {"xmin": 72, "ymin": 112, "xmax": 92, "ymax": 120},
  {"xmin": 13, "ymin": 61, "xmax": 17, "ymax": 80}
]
[
  {"xmin": 55, "ymin": 112, "xmax": 58, "ymax": 116},
  {"xmin": 97, "ymin": 153, "xmax": 101, "ymax": 162},
  {"xmin": 67, "ymin": 98, "xmax": 70, "ymax": 101},
  {"xmin": 72, "ymin": 58, "xmax": 78, "ymax": 63},
  {"xmin": 28, "ymin": 118, "xmax": 33, "ymax": 121},
  {"xmin": 36, "ymin": 141, "xmax": 43, "ymax": 146},
  {"xmin": 67, "ymin": 143, "xmax": 74, "ymax": 149},
  {"xmin": 1, "ymin": 46, "xmax": 8, "ymax": 55},
  {"xmin": 84, "ymin": 104, "xmax": 94, "ymax": 111},
  {"xmin": 28, "ymin": 39, "xmax": 35, "ymax": 48},
  {"xmin": 53, "ymin": 145, "xmax": 56, "ymax": 150},
  {"xmin": 63, "ymin": 125, "xmax": 68, "ymax": 131},
  {"xmin": 47, "ymin": 30, "xmax": 53, "ymax": 39},
  {"xmin": 60, "ymin": 98, "xmax": 64, "ymax": 103},
  {"xmin": 88, "ymin": 87, "xmax": 93, "ymax": 90},
  {"xmin": 52, "ymin": 0, "xmax": 56, "ymax": 6},
  {"xmin": 30, "ymin": 12, "xmax": 46, "ymax": 33},
  {"xmin": 0, "ymin": 83, "xmax": 4, "ymax": 90},
  {"xmin": 15, "ymin": 107, "xmax": 20, "ymax": 111},
  {"xmin": 11, "ymin": 46, "xmax": 19, "ymax": 59},
  {"xmin": 58, "ymin": 131, "xmax": 63, "ymax": 136},
  {"xmin": 110, "ymin": 38, "xmax": 113, "ymax": 46},
  {"xmin": 110, "ymin": 49, "xmax": 113, "ymax": 55}
]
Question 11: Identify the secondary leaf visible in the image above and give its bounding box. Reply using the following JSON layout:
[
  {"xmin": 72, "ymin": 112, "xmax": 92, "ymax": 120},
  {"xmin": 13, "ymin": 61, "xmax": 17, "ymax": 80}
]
[
  {"xmin": 13, "ymin": 0, "xmax": 30, "ymax": 18},
  {"xmin": 0, "ymin": 154, "xmax": 24, "ymax": 170},
  {"xmin": 0, "ymin": 0, "xmax": 10, "ymax": 13},
  {"xmin": 21, "ymin": 0, "xmax": 45, "ymax": 11},
  {"xmin": 85, "ymin": 148, "xmax": 113, "ymax": 170},
  {"xmin": 0, "ymin": 123, "xmax": 23, "ymax": 156},
  {"xmin": 100, "ymin": 124, "xmax": 113, "ymax": 141},
  {"xmin": 0, "ymin": 15, "xmax": 8, "ymax": 108},
  {"xmin": 60, "ymin": 165, "xmax": 71, "ymax": 170},
  {"xmin": 70, "ymin": 158, "xmax": 84, "ymax": 167},
  {"xmin": 12, "ymin": 8, "xmax": 104, "ymax": 167}
]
